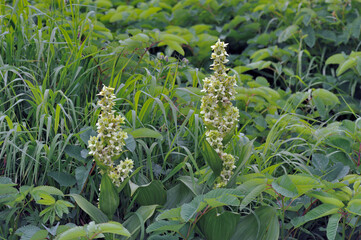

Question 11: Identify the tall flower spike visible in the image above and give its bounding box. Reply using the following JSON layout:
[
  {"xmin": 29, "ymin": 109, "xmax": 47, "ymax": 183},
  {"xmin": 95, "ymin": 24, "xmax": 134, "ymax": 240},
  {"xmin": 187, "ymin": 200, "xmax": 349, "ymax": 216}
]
[
  {"xmin": 201, "ymin": 40, "xmax": 239, "ymax": 188},
  {"xmin": 88, "ymin": 85, "xmax": 134, "ymax": 187}
]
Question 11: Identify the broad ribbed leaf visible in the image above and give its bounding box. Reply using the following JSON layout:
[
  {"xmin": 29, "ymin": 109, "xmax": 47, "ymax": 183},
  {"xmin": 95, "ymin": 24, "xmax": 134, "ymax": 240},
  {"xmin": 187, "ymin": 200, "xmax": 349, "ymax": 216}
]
[
  {"xmin": 99, "ymin": 174, "xmax": 119, "ymax": 218},
  {"xmin": 120, "ymin": 205, "xmax": 157, "ymax": 240},
  {"xmin": 201, "ymin": 139, "xmax": 222, "ymax": 176},
  {"xmin": 135, "ymin": 180, "xmax": 167, "ymax": 206},
  {"xmin": 231, "ymin": 206, "xmax": 279, "ymax": 240},
  {"xmin": 198, "ymin": 209, "xmax": 239, "ymax": 240}
]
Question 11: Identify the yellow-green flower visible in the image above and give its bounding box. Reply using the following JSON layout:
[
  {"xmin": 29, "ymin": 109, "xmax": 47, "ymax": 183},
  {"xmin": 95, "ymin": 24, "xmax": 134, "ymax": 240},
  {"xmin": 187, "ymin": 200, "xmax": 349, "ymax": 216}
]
[
  {"xmin": 88, "ymin": 85, "xmax": 133, "ymax": 187},
  {"xmin": 201, "ymin": 40, "xmax": 239, "ymax": 188}
]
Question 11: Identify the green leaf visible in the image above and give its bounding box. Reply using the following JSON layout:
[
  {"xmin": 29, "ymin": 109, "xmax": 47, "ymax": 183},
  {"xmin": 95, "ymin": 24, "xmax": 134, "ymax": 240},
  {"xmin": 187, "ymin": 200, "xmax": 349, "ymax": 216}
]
[
  {"xmin": 337, "ymin": 57, "xmax": 357, "ymax": 76},
  {"xmin": 312, "ymin": 89, "xmax": 340, "ymax": 106},
  {"xmin": 246, "ymin": 61, "xmax": 271, "ymax": 70},
  {"xmin": 146, "ymin": 220, "xmax": 185, "ymax": 233},
  {"xmin": 178, "ymin": 176, "xmax": 202, "ymax": 196},
  {"xmin": 319, "ymin": 30, "xmax": 336, "ymax": 42},
  {"xmin": 180, "ymin": 197, "xmax": 206, "ymax": 222},
  {"xmin": 129, "ymin": 128, "xmax": 163, "ymax": 140},
  {"xmin": 278, "ymin": 25, "xmax": 299, "ymax": 42},
  {"xmin": 134, "ymin": 180, "xmax": 167, "ymax": 206},
  {"xmin": 288, "ymin": 175, "xmax": 321, "ymax": 195},
  {"xmin": 15, "ymin": 225, "xmax": 42, "ymax": 240},
  {"xmin": 239, "ymin": 184, "xmax": 266, "ymax": 211},
  {"xmin": 303, "ymin": 25, "xmax": 315, "ymax": 48},
  {"xmin": 291, "ymin": 204, "xmax": 340, "ymax": 228},
  {"xmin": 37, "ymin": 193, "xmax": 56, "ymax": 205},
  {"xmin": 121, "ymin": 38, "xmax": 143, "ymax": 51},
  {"xmin": 120, "ymin": 205, "xmax": 157, "ymax": 240},
  {"xmin": 79, "ymin": 127, "xmax": 97, "ymax": 146},
  {"xmin": 327, "ymin": 135, "xmax": 352, "ymax": 153},
  {"xmin": 125, "ymin": 134, "xmax": 136, "ymax": 152},
  {"xmin": 205, "ymin": 194, "xmax": 240, "ymax": 208},
  {"xmin": 326, "ymin": 54, "xmax": 345, "ymax": 65},
  {"xmin": 156, "ymin": 208, "xmax": 181, "ymax": 221},
  {"xmin": 159, "ymin": 33, "xmax": 187, "ymax": 44},
  {"xmin": 164, "ymin": 183, "xmax": 195, "ymax": 209},
  {"xmin": 64, "ymin": 145, "xmax": 87, "ymax": 162},
  {"xmin": 75, "ymin": 163, "xmax": 92, "ymax": 190},
  {"xmin": 30, "ymin": 230, "xmax": 48, "ymax": 240},
  {"xmin": 0, "ymin": 177, "xmax": 17, "ymax": 187},
  {"xmin": 323, "ymin": 162, "xmax": 350, "ymax": 182},
  {"xmin": 48, "ymin": 172, "xmax": 76, "ymax": 187},
  {"xmin": 99, "ymin": 174, "xmax": 120, "ymax": 219},
  {"xmin": 131, "ymin": 33, "xmax": 150, "ymax": 42},
  {"xmin": 346, "ymin": 199, "xmax": 361, "ymax": 215},
  {"xmin": 312, "ymin": 154, "xmax": 329, "ymax": 171},
  {"xmin": 272, "ymin": 175, "xmax": 298, "ymax": 198},
  {"xmin": 0, "ymin": 186, "xmax": 18, "ymax": 204},
  {"xmin": 198, "ymin": 209, "xmax": 239, "ymax": 240},
  {"xmin": 201, "ymin": 139, "xmax": 222, "ymax": 176},
  {"xmin": 163, "ymin": 40, "xmax": 185, "ymax": 56},
  {"xmin": 231, "ymin": 206, "xmax": 279, "ymax": 240},
  {"xmin": 55, "ymin": 226, "xmax": 87, "ymax": 240},
  {"xmin": 68, "ymin": 194, "xmax": 108, "ymax": 223},
  {"xmin": 98, "ymin": 221, "xmax": 130, "ymax": 236},
  {"xmin": 307, "ymin": 191, "xmax": 344, "ymax": 207},
  {"xmin": 222, "ymin": 123, "xmax": 236, "ymax": 146},
  {"xmin": 139, "ymin": 7, "xmax": 162, "ymax": 19},
  {"xmin": 32, "ymin": 186, "xmax": 64, "ymax": 197},
  {"xmin": 327, "ymin": 213, "xmax": 341, "ymax": 240},
  {"xmin": 356, "ymin": 57, "xmax": 361, "ymax": 75}
]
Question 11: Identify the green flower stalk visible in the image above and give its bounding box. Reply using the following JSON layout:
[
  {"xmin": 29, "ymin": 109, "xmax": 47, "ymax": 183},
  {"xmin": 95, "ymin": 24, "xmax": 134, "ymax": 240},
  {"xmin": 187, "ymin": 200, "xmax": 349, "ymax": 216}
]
[
  {"xmin": 200, "ymin": 39, "xmax": 239, "ymax": 188},
  {"xmin": 88, "ymin": 85, "xmax": 133, "ymax": 187}
]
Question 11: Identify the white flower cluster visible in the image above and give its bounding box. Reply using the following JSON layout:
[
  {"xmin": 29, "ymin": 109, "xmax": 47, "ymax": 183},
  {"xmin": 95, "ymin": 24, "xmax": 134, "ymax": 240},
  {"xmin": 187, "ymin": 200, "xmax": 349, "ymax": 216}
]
[
  {"xmin": 201, "ymin": 40, "xmax": 239, "ymax": 188},
  {"xmin": 88, "ymin": 85, "xmax": 133, "ymax": 187}
]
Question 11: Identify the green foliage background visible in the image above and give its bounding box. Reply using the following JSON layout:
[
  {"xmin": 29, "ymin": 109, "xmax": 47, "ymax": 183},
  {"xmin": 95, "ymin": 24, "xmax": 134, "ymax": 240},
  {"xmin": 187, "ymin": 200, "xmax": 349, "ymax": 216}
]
[{"xmin": 2, "ymin": 0, "xmax": 361, "ymax": 239}]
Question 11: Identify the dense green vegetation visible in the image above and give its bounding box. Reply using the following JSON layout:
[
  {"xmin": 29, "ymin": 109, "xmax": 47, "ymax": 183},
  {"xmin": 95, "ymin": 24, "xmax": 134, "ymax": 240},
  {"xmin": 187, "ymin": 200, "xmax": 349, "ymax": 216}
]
[{"xmin": 2, "ymin": 0, "xmax": 361, "ymax": 239}]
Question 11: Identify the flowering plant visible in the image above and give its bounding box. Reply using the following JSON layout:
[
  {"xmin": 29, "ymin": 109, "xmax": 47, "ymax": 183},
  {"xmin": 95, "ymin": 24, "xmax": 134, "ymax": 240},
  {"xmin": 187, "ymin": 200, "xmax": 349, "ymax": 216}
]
[
  {"xmin": 200, "ymin": 40, "xmax": 239, "ymax": 188},
  {"xmin": 88, "ymin": 85, "xmax": 133, "ymax": 187}
]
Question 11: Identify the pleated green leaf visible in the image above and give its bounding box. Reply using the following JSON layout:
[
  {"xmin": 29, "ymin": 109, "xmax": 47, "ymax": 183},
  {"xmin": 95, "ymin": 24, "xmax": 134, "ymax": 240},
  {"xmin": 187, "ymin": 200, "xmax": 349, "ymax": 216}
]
[
  {"xmin": 198, "ymin": 209, "xmax": 239, "ymax": 240},
  {"xmin": 99, "ymin": 174, "xmax": 120, "ymax": 218},
  {"xmin": 134, "ymin": 180, "xmax": 167, "ymax": 206},
  {"xmin": 201, "ymin": 139, "xmax": 222, "ymax": 176}
]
